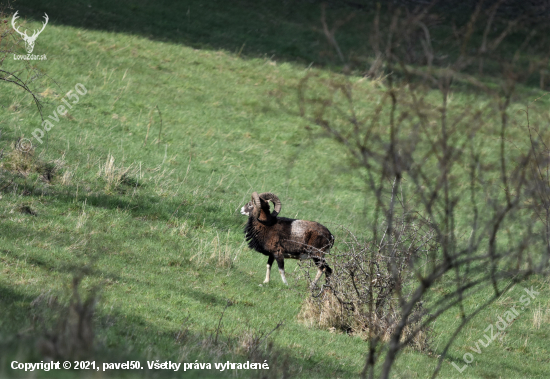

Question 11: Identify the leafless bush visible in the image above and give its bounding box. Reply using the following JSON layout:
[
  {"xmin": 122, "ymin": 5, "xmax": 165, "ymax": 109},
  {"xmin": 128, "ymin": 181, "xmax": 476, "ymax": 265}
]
[
  {"xmin": 299, "ymin": 198, "xmax": 436, "ymax": 352},
  {"xmin": 296, "ymin": 1, "xmax": 550, "ymax": 378}
]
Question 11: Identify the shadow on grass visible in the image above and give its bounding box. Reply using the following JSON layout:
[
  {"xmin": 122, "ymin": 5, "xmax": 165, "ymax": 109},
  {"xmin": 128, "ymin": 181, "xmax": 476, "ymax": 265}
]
[
  {"xmin": 17, "ymin": 0, "xmax": 363, "ymax": 67},
  {"xmin": 0, "ymin": 181, "xmax": 353, "ymax": 378},
  {"xmin": 0, "ymin": 280, "xmax": 338, "ymax": 379},
  {"xmin": 13, "ymin": 0, "xmax": 549, "ymax": 100},
  {"xmin": 1, "ymin": 245, "xmax": 124, "ymax": 283},
  {"xmin": 0, "ymin": 284, "xmax": 35, "ymax": 335},
  {"xmin": 0, "ymin": 282, "xmax": 223, "ymax": 378},
  {"xmin": 0, "ymin": 169, "xmax": 240, "ymax": 233}
]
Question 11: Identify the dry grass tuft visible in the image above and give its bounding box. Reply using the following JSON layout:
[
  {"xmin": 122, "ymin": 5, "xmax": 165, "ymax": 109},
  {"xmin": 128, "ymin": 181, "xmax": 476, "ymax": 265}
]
[
  {"xmin": 210, "ymin": 231, "xmax": 243, "ymax": 268},
  {"xmin": 236, "ymin": 322, "xmax": 283, "ymax": 357},
  {"xmin": 0, "ymin": 141, "xmax": 57, "ymax": 183},
  {"xmin": 76, "ymin": 208, "xmax": 88, "ymax": 229},
  {"xmin": 532, "ymin": 303, "xmax": 550, "ymax": 330},
  {"xmin": 97, "ymin": 153, "xmax": 137, "ymax": 192},
  {"xmin": 190, "ymin": 231, "xmax": 244, "ymax": 268},
  {"xmin": 1, "ymin": 140, "xmax": 37, "ymax": 176},
  {"xmin": 299, "ymin": 289, "xmax": 430, "ymax": 350},
  {"xmin": 61, "ymin": 169, "xmax": 74, "ymax": 186},
  {"xmin": 299, "ymin": 289, "xmax": 352, "ymax": 333}
]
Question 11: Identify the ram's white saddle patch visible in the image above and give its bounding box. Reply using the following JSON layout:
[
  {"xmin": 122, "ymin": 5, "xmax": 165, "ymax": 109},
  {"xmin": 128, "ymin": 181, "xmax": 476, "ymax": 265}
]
[{"xmin": 290, "ymin": 219, "xmax": 308, "ymax": 238}]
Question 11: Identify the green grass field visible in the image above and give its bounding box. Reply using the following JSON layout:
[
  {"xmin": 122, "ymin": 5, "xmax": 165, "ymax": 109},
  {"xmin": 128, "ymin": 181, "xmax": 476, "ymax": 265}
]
[{"xmin": 1, "ymin": 1, "xmax": 550, "ymax": 378}]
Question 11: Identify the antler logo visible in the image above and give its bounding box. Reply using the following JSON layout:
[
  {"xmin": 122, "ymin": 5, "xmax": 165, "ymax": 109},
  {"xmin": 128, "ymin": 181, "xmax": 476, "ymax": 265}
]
[{"xmin": 12, "ymin": 11, "xmax": 49, "ymax": 54}]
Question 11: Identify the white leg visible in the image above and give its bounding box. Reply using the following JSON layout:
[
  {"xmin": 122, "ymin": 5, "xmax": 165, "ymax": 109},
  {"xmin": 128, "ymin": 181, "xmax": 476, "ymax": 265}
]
[
  {"xmin": 264, "ymin": 264, "xmax": 271, "ymax": 284},
  {"xmin": 263, "ymin": 256, "xmax": 275, "ymax": 284},
  {"xmin": 279, "ymin": 268, "xmax": 288, "ymax": 285},
  {"xmin": 312, "ymin": 268, "xmax": 323, "ymax": 287}
]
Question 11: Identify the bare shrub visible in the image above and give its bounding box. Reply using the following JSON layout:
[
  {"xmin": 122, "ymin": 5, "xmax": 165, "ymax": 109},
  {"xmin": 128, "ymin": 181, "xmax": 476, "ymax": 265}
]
[
  {"xmin": 294, "ymin": 1, "xmax": 550, "ymax": 378},
  {"xmin": 299, "ymin": 201, "xmax": 436, "ymax": 352},
  {"xmin": 299, "ymin": 289, "xmax": 351, "ymax": 333}
]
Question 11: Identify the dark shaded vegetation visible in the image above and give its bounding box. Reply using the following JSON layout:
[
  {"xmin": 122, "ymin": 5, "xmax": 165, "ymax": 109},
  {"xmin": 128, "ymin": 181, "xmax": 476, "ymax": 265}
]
[{"xmin": 14, "ymin": 0, "xmax": 550, "ymax": 86}]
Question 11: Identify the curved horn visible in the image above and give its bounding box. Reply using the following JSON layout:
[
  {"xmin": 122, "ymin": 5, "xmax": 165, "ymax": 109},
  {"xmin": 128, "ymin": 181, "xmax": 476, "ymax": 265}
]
[
  {"xmin": 251, "ymin": 192, "xmax": 261, "ymax": 218},
  {"xmin": 259, "ymin": 192, "xmax": 281, "ymax": 217}
]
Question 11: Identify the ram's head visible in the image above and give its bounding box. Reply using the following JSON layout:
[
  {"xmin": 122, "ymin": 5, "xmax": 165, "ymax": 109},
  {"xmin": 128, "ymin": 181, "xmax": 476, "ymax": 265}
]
[{"xmin": 240, "ymin": 192, "xmax": 281, "ymax": 219}]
